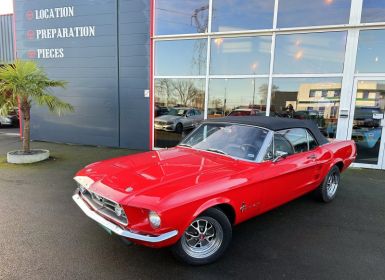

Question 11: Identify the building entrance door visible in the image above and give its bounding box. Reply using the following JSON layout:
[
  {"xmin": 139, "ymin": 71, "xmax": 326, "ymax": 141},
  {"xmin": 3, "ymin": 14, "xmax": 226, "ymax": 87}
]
[{"xmin": 348, "ymin": 78, "xmax": 385, "ymax": 169}]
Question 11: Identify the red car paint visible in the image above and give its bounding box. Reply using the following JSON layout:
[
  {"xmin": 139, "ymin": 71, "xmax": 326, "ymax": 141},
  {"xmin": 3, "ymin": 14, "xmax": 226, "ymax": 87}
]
[{"xmin": 75, "ymin": 139, "xmax": 356, "ymax": 248}]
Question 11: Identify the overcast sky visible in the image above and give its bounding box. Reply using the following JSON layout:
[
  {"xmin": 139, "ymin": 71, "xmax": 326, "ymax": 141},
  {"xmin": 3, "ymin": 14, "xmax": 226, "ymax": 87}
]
[{"xmin": 0, "ymin": 0, "xmax": 14, "ymax": 15}]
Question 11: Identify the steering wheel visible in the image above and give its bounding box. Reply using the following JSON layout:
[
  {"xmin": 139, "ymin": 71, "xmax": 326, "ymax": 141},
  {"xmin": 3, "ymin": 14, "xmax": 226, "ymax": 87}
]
[
  {"xmin": 240, "ymin": 144, "xmax": 258, "ymax": 152},
  {"xmin": 224, "ymin": 143, "xmax": 258, "ymax": 160},
  {"xmin": 240, "ymin": 144, "xmax": 258, "ymax": 160}
]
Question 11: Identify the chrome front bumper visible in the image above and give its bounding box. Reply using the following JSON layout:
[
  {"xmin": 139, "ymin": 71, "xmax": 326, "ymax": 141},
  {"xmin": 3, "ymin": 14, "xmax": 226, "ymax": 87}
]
[{"xmin": 72, "ymin": 194, "xmax": 178, "ymax": 243}]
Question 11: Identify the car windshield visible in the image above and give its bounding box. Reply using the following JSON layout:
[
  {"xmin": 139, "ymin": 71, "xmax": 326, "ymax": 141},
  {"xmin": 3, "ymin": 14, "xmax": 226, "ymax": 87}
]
[
  {"xmin": 168, "ymin": 108, "xmax": 187, "ymax": 116},
  {"xmin": 180, "ymin": 123, "xmax": 269, "ymax": 161}
]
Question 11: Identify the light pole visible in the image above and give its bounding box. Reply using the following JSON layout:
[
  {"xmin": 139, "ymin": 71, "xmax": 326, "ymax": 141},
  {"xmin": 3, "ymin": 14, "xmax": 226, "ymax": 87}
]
[
  {"xmin": 251, "ymin": 63, "xmax": 257, "ymax": 108},
  {"xmin": 223, "ymin": 78, "xmax": 228, "ymax": 116}
]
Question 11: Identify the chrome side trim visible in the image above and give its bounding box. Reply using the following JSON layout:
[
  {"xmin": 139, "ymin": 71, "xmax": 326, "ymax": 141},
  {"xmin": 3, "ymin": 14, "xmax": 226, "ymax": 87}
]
[{"xmin": 72, "ymin": 194, "xmax": 178, "ymax": 243}]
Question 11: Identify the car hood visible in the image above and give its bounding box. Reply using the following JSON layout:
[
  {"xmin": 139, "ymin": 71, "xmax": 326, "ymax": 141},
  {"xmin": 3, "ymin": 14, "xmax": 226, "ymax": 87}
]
[
  {"xmin": 155, "ymin": 115, "xmax": 182, "ymax": 122},
  {"xmin": 77, "ymin": 147, "xmax": 251, "ymax": 209}
]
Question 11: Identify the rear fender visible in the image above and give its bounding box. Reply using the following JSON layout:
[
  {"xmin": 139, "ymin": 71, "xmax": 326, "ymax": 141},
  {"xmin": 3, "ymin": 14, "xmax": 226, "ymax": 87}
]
[{"xmin": 329, "ymin": 158, "xmax": 344, "ymax": 172}]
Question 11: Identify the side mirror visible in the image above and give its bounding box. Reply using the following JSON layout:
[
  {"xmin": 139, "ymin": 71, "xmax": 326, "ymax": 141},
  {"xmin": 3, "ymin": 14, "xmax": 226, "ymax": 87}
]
[{"xmin": 273, "ymin": 151, "xmax": 288, "ymax": 163}]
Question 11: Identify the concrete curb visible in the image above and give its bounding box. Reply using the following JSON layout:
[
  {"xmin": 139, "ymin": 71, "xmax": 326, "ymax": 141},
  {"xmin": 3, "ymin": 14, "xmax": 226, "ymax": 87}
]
[{"xmin": 7, "ymin": 149, "xmax": 50, "ymax": 164}]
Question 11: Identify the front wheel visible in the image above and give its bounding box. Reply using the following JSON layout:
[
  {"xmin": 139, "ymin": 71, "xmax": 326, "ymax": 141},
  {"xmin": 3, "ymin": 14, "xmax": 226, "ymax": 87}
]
[
  {"xmin": 171, "ymin": 208, "xmax": 232, "ymax": 265},
  {"xmin": 175, "ymin": 123, "xmax": 183, "ymax": 134},
  {"xmin": 315, "ymin": 165, "xmax": 340, "ymax": 202}
]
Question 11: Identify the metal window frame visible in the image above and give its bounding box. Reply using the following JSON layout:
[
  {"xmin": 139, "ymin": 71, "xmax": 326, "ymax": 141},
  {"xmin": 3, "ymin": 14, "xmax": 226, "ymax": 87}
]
[
  {"xmin": 348, "ymin": 77, "xmax": 385, "ymax": 169},
  {"xmin": 151, "ymin": 0, "xmax": 385, "ymax": 169}
]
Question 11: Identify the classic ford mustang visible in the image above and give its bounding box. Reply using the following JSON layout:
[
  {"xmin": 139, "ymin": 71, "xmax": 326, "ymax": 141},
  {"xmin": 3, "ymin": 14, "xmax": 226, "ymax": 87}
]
[{"xmin": 73, "ymin": 116, "xmax": 356, "ymax": 265}]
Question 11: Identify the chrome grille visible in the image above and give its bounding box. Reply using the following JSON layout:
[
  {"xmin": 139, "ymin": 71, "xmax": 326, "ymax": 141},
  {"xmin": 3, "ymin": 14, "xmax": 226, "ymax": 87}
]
[
  {"xmin": 155, "ymin": 120, "xmax": 167, "ymax": 125},
  {"xmin": 80, "ymin": 189, "xmax": 128, "ymax": 225}
]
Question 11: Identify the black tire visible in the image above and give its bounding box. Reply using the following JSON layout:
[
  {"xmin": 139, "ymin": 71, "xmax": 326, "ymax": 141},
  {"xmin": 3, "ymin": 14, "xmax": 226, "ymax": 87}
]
[
  {"xmin": 315, "ymin": 165, "xmax": 340, "ymax": 202},
  {"xmin": 171, "ymin": 208, "xmax": 232, "ymax": 265},
  {"xmin": 175, "ymin": 123, "xmax": 183, "ymax": 134}
]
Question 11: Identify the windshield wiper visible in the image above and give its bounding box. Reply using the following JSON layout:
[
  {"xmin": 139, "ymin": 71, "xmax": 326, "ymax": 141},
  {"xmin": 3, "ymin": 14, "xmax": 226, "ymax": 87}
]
[
  {"xmin": 178, "ymin": 143, "xmax": 192, "ymax": 148},
  {"xmin": 206, "ymin": 148, "xmax": 228, "ymax": 155}
]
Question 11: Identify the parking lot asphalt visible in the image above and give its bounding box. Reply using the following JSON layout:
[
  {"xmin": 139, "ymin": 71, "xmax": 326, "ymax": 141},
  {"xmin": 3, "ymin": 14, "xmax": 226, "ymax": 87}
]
[{"xmin": 0, "ymin": 131, "xmax": 385, "ymax": 280}]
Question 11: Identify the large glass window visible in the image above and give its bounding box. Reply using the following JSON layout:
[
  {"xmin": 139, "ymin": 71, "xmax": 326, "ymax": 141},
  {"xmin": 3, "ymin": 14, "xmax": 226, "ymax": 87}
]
[
  {"xmin": 356, "ymin": 30, "xmax": 385, "ymax": 73},
  {"xmin": 154, "ymin": 78, "xmax": 205, "ymax": 148},
  {"xmin": 277, "ymin": 0, "xmax": 351, "ymax": 28},
  {"xmin": 211, "ymin": 0, "xmax": 274, "ymax": 32},
  {"xmin": 274, "ymin": 32, "xmax": 347, "ymax": 74},
  {"xmin": 155, "ymin": 39, "xmax": 207, "ymax": 76},
  {"xmin": 208, "ymin": 78, "xmax": 269, "ymax": 118},
  {"xmin": 361, "ymin": 0, "xmax": 385, "ymax": 23},
  {"xmin": 210, "ymin": 36, "xmax": 271, "ymax": 75},
  {"xmin": 270, "ymin": 78, "xmax": 342, "ymax": 138},
  {"xmin": 155, "ymin": 0, "xmax": 209, "ymax": 35}
]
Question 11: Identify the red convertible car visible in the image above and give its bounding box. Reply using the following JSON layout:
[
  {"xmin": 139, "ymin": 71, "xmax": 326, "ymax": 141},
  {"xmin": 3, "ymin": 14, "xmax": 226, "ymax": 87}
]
[{"xmin": 73, "ymin": 117, "xmax": 356, "ymax": 265}]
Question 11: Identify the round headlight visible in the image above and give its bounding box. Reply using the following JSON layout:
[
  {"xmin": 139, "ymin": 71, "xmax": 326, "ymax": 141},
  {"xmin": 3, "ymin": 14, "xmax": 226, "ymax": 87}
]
[{"xmin": 148, "ymin": 211, "xmax": 161, "ymax": 228}]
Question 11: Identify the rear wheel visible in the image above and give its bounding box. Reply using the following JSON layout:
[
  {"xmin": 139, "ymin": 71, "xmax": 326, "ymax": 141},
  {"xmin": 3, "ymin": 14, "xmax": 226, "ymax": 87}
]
[
  {"xmin": 315, "ymin": 165, "xmax": 340, "ymax": 202},
  {"xmin": 171, "ymin": 208, "xmax": 232, "ymax": 265}
]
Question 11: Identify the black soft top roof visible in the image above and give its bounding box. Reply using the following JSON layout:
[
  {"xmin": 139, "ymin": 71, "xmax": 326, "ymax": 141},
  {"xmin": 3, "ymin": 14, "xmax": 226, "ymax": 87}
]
[{"xmin": 204, "ymin": 116, "xmax": 329, "ymax": 145}]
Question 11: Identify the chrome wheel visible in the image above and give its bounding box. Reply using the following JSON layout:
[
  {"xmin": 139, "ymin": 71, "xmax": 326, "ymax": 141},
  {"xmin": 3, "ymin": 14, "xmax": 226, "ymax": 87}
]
[
  {"xmin": 181, "ymin": 217, "xmax": 223, "ymax": 259},
  {"xmin": 326, "ymin": 169, "xmax": 339, "ymax": 197}
]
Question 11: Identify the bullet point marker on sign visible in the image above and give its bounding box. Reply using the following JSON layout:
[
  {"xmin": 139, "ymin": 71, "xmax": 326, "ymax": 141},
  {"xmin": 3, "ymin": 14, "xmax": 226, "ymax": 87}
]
[
  {"xmin": 26, "ymin": 11, "xmax": 33, "ymax": 20},
  {"xmin": 27, "ymin": 50, "xmax": 37, "ymax": 59},
  {"xmin": 27, "ymin": 30, "xmax": 35, "ymax": 40}
]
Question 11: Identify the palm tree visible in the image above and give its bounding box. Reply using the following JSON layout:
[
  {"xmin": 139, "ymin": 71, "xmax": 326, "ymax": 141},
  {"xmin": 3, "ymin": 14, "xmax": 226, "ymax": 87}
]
[{"xmin": 0, "ymin": 60, "xmax": 73, "ymax": 154}]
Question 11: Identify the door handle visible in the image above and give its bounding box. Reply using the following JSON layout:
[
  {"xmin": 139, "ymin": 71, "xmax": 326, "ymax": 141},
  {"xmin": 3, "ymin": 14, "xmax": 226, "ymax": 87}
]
[{"xmin": 307, "ymin": 154, "xmax": 317, "ymax": 160}]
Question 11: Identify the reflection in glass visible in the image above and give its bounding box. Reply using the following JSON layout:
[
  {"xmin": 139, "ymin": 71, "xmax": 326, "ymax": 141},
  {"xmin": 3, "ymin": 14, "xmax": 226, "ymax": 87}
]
[
  {"xmin": 208, "ymin": 78, "xmax": 269, "ymax": 118},
  {"xmin": 155, "ymin": 39, "xmax": 207, "ymax": 76},
  {"xmin": 361, "ymin": 0, "xmax": 385, "ymax": 23},
  {"xmin": 155, "ymin": 0, "xmax": 209, "ymax": 35},
  {"xmin": 351, "ymin": 80, "xmax": 385, "ymax": 165},
  {"xmin": 211, "ymin": 0, "xmax": 274, "ymax": 32},
  {"xmin": 270, "ymin": 78, "xmax": 342, "ymax": 138},
  {"xmin": 210, "ymin": 36, "xmax": 271, "ymax": 75},
  {"xmin": 356, "ymin": 30, "xmax": 385, "ymax": 73},
  {"xmin": 274, "ymin": 32, "xmax": 347, "ymax": 74},
  {"xmin": 154, "ymin": 78, "xmax": 205, "ymax": 148},
  {"xmin": 277, "ymin": 0, "xmax": 351, "ymax": 28}
]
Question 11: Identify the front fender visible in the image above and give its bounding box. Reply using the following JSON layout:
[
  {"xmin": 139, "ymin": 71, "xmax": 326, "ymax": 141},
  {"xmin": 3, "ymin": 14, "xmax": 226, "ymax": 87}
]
[
  {"xmin": 174, "ymin": 197, "xmax": 236, "ymax": 239},
  {"xmin": 192, "ymin": 197, "xmax": 233, "ymax": 219}
]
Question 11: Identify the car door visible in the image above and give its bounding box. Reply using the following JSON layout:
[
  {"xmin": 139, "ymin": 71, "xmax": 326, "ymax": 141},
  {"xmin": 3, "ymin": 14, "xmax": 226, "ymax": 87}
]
[
  {"xmin": 193, "ymin": 109, "xmax": 203, "ymax": 127},
  {"xmin": 185, "ymin": 109, "xmax": 195, "ymax": 128},
  {"xmin": 180, "ymin": 109, "xmax": 192, "ymax": 128},
  {"xmin": 259, "ymin": 128, "xmax": 323, "ymax": 211}
]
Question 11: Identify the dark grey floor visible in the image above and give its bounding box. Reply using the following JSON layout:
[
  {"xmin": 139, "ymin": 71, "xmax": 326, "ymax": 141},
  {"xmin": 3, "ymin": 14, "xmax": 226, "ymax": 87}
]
[{"xmin": 0, "ymin": 133, "xmax": 384, "ymax": 280}]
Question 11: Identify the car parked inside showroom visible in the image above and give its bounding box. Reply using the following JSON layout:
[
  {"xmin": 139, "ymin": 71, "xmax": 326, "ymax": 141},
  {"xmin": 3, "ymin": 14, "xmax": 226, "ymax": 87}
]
[
  {"xmin": 351, "ymin": 106, "xmax": 383, "ymax": 149},
  {"xmin": 227, "ymin": 108, "xmax": 282, "ymax": 117},
  {"xmin": 154, "ymin": 107, "xmax": 203, "ymax": 133},
  {"xmin": 154, "ymin": 105, "xmax": 169, "ymax": 117},
  {"xmin": 73, "ymin": 116, "xmax": 356, "ymax": 265}
]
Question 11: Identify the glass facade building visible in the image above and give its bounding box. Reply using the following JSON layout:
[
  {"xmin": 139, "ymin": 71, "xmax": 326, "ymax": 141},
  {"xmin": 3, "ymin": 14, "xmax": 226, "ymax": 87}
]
[
  {"xmin": 11, "ymin": 0, "xmax": 385, "ymax": 170},
  {"xmin": 152, "ymin": 0, "xmax": 385, "ymax": 169}
]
